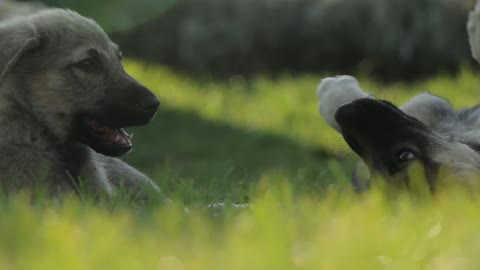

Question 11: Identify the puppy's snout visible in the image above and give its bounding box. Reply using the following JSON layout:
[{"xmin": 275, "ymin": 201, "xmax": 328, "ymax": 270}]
[
  {"xmin": 99, "ymin": 78, "xmax": 160, "ymax": 127},
  {"xmin": 129, "ymin": 82, "xmax": 160, "ymax": 115},
  {"xmin": 334, "ymin": 102, "xmax": 355, "ymax": 126},
  {"xmin": 137, "ymin": 96, "xmax": 160, "ymax": 114}
]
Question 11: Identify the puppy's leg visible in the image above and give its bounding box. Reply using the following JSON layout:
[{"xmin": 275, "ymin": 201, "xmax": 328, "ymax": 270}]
[
  {"xmin": 352, "ymin": 160, "xmax": 370, "ymax": 192},
  {"xmin": 97, "ymin": 155, "xmax": 162, "ymax": 199},
  {"xmin": 317, "ymin": 75, "xmax": 372, "ymax": 132},
  {"xmin": 468, "ymin": 1, "xmax": 480, "ymax": 63}
]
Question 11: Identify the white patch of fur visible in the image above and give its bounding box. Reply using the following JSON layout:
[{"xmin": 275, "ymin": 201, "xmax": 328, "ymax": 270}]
[
  {"xmin": 468, "ymin": 1, "xmax": 480, "ymax": 63},
  {"xmin": 450, "ymin": 130, "xmax": 480, "ymax": 159},
  {"xmin": 317, "ymin": 75, "xmax": 371, "ymax": 132},
  {"xmin": 432, "ymin": 141, "xmax": 480, "ymax": 176}
]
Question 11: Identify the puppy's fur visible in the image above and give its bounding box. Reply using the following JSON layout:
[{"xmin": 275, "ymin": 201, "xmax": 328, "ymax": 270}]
[
  {"xmin": 317, "ymin": 76, "xmax": 480, "ymax": 190},
  {"xmin": 316, "ymin": 3, "xmax": 480, "ymax": 190},
  {"xmin": 468, "ymin": 0, "xmax": 480, "ymax": 63},
  {"xmin": 0, "ymin": 9, "xmax": 161, "ymax": 197}
]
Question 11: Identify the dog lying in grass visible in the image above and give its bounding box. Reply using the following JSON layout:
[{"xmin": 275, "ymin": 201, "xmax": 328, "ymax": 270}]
[
  {"xmin": 0, "ymin": 8, "xmax": 161, "ymax": 198},
  {"xmin": 316, "ymin": 2, "xmax": 480, "ymax": 191},
  {"xmin": 317, "ymin": 76, "xmax": 480, "ymax": 191}
]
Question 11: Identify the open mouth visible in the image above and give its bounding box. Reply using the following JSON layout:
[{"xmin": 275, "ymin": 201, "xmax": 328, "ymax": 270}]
[
  {"xmin": 85, "ymin": 118, "xmax": 133, "ymax": 146},
  {"xmin": 79, "ymin": 117, "xmax": 135, "ymax": 157}
]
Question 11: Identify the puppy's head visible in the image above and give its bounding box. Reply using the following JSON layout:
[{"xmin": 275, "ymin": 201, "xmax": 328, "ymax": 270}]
[
  {"xmin": 0, "ymin": 9, "xmax": 159, "ymax": 157},
  {"xmin": 335, "ymin": 98, "xmax": 440, "ymax": 185}
]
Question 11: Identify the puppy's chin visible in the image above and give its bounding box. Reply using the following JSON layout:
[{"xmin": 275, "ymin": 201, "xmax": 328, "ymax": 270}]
[{"xmin": 86, "ymin": 141, "xmax": 132, "ymax": 157}]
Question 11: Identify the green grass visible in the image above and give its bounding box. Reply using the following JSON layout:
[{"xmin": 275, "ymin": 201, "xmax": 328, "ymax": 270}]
[
  {"xmin": 124, "ymin": 61, "xmax": 480, "ymax": 202},
  {"xmin": 3, "ymin": 61, "xmax": 480, "ymax": 269}
]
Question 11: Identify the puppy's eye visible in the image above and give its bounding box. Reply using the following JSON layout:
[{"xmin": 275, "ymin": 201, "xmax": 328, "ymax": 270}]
[
  {"xmin": 75, "ymin": 58, "xmax": 94, "ymax": 69},
  {"xmin": 397, "ymin": 151, "xmax": 416, "ymax": 163}
]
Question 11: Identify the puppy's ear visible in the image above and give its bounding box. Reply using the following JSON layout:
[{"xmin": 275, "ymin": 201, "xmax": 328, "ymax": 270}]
[
  {"xmin": 0, "ymin": 20, "xmax": 41, "ymax": 86},
  {"xmin": 400, "ymin": 92, "xmax": 456, "ymax": 128}
]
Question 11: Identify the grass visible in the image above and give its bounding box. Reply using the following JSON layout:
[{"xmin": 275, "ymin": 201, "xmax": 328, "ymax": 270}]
[
  {"xmin": 3, "ymin": 61, "xmax": 480, "ymax": 269},
  {"xmin": 124, "ymin": 61, "xmax": 480, "ymax": 202}
]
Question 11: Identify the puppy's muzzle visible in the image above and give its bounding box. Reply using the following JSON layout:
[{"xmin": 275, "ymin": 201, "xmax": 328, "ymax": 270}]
[
  {"xmin": 97, "ymin": 79, "xmax": 160, "ymax": 128},
  {"xmin": 77, "ymin": 76, "xmax": 160, "ymax": 157}
]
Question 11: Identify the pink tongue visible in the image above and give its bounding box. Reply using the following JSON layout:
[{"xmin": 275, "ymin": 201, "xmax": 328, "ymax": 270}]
[
  {"xmin": 100, "ymin": 128, "xmax": 132, "ymax": 146},
  {"xmin": 115, "ymin": 130, "xmax": 131, "ymax": 144},
  {"xmin": 112, "ymin": 128, "xmax": 132, "ymax": 146},
  {"xmin": 86, "ymin": 119, "xmax": 132, "ymax": 145}
]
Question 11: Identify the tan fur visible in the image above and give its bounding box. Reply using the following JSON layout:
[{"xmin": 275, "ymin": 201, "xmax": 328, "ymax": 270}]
[{"xmin": 0, "ymin": 9, "xmax": 160, "ymax": 198}]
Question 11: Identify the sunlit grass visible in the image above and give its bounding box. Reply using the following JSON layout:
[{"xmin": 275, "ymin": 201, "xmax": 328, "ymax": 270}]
[
  {"xmin": 3, "ymin": 61, "xmax": 480, "ymax": 269},
  {"xmin": 1, "ymin": 184, "xmax": 480, "ymax": 270},
  {"xmin": 126, "ymin": 61, "xmax": 480, "ymax": 155}
]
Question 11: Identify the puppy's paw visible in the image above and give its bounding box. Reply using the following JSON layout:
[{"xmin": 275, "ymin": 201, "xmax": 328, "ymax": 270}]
[
  {"xmin": 468, "ymin": 2, "xmax": 480, "ymax": 63},
  {"xmin": 317, "ymin": 75, "xmax": 371, "ymax": 132}
]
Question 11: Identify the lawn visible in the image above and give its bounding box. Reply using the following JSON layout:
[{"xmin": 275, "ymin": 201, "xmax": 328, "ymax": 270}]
[{"xmin": 2, "ymin": 61, "xmax": 480, "ymax": 269}]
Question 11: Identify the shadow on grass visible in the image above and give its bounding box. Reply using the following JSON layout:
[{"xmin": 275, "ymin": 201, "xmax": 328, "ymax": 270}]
[{"xmin": 123, "ymin": 107, "xmax": 355, "ymax": 202}]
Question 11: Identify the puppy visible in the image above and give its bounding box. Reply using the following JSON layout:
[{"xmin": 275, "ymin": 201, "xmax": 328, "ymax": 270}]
[
  {"xmin": 0, "ymin": 9, "xmax": 161, "ymax": 197},
  {"xmin": 318, "ymin": 76, "xmax": 480, "ymax": 190}
]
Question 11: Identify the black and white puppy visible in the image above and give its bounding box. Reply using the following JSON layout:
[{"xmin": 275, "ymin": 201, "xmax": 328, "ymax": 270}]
[{"xmin": 318, "ymin": 76, "xmax": 480, "ymax": 191}]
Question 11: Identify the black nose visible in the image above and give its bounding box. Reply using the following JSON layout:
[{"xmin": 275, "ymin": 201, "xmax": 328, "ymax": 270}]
[{"xmin": 139, "ymin": 96, "xmax": 160, "ymax": 114}]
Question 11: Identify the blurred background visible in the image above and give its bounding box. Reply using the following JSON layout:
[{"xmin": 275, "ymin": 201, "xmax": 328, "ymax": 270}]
[
  {"xmin": 2, "ymin": 0, "xmax": 480, "ymax": 200},
  {"xmin": 6, "ymin": 0, "xmax": 477, "ymax": 81}
]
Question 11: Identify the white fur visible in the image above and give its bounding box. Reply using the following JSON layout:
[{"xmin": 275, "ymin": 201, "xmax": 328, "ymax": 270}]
[
  {"xmin": 433, "ymin": 142, "xmax": 480, "ymax": 176},
  {"xmin": 468, "ymin": 0, "xmax": 480, "ymax": 63}
]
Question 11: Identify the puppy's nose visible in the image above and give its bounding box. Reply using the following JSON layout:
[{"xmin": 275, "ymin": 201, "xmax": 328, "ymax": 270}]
[{"xmin": 139, "ymin": 96, "xmax": 160, "ymax": 114}]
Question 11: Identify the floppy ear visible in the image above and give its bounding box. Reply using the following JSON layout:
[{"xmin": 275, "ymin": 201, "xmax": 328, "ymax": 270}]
[
  {"xmin": 400, "ymin": 92, "xmax": 456, "ymax": 128},
  {"xmin": 0, "ymin": 20, "xmax": 41, "ymax": 86}
]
